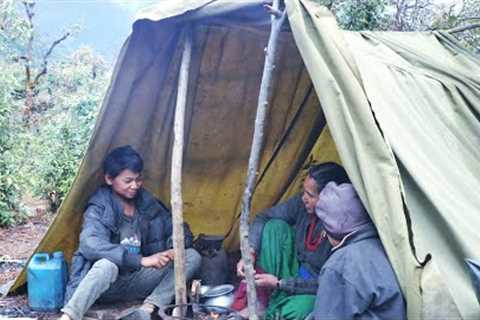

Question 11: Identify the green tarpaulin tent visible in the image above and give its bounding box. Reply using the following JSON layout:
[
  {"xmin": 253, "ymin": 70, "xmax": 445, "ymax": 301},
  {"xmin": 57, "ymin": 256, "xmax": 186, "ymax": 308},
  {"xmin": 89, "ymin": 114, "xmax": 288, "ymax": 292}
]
[{"xmin": 13, "ymin": 0, "xmax": 480, "ymax": 318}]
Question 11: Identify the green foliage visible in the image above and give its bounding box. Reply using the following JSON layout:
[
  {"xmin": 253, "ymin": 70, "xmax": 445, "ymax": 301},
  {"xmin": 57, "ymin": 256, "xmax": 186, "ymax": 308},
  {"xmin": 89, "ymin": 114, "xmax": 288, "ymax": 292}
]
[
  {"xmin": 333, "ymin": 0, "xmax": 387, "ymax": 31},
  {"xmin": 0, "ymin": 60, "xmax": 26, "ymax": 226},
  {"xmin": 323, "ymin": 0, "xmax": 479, "ymax": 50},
  {"xmin": 0, "ymin": 0, "xmax": 32, "ymax": 59},
  {"xmin": 0, "ymin": 0, "xmax": 110, "ymax": 224},
  {"xmin": 26, "ymin": 47, "xmax": 109, "ymax": 210}
]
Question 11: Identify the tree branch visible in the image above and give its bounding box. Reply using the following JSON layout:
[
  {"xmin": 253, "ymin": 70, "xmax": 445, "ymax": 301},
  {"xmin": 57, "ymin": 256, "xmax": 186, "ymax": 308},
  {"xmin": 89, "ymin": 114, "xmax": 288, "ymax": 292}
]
[
  {"xmin": 21, "ymin": 0, "xmax": 35, "ymax": 121},
  {"xmin": 22, "ymin": 1, "xmax": 34, "ymax": 88},
  {"xmin": 23, "ymin": 1, "xmax": 34, "ymax": 24},
  {"xmin": 448, "ymin": 23, "xmax": 480, "ymax": 34},
  {"xmin": 456, "ymin": 16, "xmax": 480, "ymax": 24},
  {"xmin": 33, "ymin": 31, "xmax": 71, "ymax": 86}
]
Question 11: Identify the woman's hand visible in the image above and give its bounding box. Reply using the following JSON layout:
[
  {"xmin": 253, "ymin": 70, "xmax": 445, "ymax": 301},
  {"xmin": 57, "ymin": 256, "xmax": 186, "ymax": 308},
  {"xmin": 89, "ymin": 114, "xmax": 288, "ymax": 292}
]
[
  {"xmin": 236, "ymin": 247, "xmax": 256, "ymax": 277},
  {"xmin": 254, "ymin": 273, "xmax": 279, "ymax": 288},
  {"xmin": 236, "ymin": 258, "xmax": 246, "ymax": 277}
]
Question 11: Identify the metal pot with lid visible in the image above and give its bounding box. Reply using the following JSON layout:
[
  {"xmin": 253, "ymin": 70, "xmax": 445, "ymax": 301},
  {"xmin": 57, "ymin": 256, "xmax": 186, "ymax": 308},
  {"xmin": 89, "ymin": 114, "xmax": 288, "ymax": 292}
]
[{"xmin": 200, "ymin": 284, "xmax": 235, "ymax": 312}]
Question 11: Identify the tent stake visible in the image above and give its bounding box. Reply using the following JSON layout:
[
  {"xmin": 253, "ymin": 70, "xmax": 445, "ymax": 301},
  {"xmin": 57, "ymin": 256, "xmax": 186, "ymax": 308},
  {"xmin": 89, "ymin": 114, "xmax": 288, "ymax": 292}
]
[
  {"xmin": 239, "ymin": 2, "xmax": 287, "ymax": 319},
  {"xmin": 171, "ymin": 25, "xmax": 192, "ymax": 317}
]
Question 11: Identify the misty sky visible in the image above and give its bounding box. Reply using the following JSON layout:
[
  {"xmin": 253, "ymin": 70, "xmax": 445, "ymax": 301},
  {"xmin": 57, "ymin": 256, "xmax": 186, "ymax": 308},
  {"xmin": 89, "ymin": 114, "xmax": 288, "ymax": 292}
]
[{"xmin": 35, "ymin": 0, "xmax": 157, "ymax": 62}]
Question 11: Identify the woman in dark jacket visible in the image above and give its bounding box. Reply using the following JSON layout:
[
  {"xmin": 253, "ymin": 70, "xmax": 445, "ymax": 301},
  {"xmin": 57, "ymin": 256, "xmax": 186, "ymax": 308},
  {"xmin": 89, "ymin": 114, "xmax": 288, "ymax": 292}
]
[{"xmin": 234, "ymin": 163, "xmax": 350, "ymax": 319}]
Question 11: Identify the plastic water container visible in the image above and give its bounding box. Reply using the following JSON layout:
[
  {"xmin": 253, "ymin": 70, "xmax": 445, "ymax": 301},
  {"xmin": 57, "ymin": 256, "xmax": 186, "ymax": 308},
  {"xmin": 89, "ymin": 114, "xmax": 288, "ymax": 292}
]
[{"xmin": 27, "ymin": 251, "xmax": 68, "ymax": 312}]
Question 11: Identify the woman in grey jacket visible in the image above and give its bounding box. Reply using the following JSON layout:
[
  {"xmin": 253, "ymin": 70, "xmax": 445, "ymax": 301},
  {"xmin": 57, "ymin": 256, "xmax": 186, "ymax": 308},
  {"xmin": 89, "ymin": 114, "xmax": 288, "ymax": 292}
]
[{"xmin": 314, "ymin": 182, "xmax": 406, "ymax": 320}]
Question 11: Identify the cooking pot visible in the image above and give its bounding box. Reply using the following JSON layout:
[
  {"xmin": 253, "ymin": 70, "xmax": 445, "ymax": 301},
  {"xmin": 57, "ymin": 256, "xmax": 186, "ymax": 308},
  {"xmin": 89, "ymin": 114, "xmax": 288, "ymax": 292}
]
[{"xmin": 200, "ymin": 284, "xmax": 235, "ymax": 312}]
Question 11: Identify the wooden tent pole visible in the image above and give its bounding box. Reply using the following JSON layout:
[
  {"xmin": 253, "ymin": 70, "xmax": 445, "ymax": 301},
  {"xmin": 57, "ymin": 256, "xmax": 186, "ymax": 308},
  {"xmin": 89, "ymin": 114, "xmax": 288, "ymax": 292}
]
[
  {"xmin": 239, "ymin": 2, "xmax": 287, "ymax": 319},
  {"xmin": 171, "ymin": 25, "xmax": 192, "ymax": 315}
]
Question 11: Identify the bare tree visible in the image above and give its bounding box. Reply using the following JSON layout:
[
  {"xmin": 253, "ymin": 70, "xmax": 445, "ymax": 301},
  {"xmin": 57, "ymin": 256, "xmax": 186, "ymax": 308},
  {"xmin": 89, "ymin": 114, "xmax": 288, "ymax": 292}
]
[{"xmin": 17, "ymin": 1, "xmax": 72, "ymax": 123}]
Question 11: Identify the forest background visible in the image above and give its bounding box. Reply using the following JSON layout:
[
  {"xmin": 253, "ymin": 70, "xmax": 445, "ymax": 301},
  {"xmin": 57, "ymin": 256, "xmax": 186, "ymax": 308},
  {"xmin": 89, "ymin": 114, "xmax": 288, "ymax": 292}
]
[{"xmin": 0, "ymin": 0, "xmax": 478, "ymax": 227}]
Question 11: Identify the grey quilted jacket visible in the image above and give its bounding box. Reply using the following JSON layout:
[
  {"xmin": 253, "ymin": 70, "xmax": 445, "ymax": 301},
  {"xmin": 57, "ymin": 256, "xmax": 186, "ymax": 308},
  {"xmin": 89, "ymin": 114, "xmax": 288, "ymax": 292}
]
[
  {"xmin": 314, "ymin": 223, "xmax": 406, "ymax": 319},
  {"xmin": 64, "ymin": 186, "xmax": 193, "ymax": 303}
]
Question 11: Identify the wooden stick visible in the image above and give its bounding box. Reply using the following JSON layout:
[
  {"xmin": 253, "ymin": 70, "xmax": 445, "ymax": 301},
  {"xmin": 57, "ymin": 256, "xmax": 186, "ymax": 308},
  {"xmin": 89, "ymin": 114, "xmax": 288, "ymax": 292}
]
[
  {"xmin": 239, "ymin": 1, "xmax": 287, "ymax": 319},
  {"xmin": 171, "ymin": 25, "xmax": 193, "ymax": 317}
]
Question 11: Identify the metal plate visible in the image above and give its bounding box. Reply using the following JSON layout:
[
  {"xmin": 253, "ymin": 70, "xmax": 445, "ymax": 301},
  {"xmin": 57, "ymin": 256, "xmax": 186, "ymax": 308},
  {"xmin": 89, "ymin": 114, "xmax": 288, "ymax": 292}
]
[{"xmin": 202, "ymin": 284, "xmax": 234, "ymax": 298}]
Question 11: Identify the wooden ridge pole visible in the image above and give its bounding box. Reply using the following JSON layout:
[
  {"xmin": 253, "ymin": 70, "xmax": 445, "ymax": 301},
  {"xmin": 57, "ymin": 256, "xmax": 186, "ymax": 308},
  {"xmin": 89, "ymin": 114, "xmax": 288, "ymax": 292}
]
[
  {"xmin": 171, "ymin": 25, "xmax": 193, "ymax": 316},
  {"xmin": 239, "ymin": 1, "xmax": 287, "ymax": 319}
]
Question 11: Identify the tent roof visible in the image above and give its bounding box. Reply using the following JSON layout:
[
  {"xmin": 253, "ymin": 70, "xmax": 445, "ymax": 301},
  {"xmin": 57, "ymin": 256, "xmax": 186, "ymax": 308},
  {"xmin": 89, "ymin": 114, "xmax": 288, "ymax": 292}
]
[{"xmin": 13, "ymin": 1, "xmax": 480, "ymax": 318}]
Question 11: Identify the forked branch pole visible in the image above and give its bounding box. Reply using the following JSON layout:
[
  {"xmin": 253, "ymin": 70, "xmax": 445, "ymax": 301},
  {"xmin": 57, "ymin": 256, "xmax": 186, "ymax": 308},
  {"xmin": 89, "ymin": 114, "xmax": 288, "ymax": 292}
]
[
  {"xmin": 171, "ymin": 26, "xmax": 193, "ymax": 316},
  {"xmin": 239, "ymin": 2, "xmax": 287, "ymax": 319}
]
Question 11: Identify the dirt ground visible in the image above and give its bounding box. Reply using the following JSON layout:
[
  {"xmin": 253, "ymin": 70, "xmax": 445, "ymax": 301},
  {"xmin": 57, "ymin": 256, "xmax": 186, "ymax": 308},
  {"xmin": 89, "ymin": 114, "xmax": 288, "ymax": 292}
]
[
  {"xmin": 0, "ymin": 213, "xmax": 240, "ymax": 319},
  {"xmin": 0, "ymin": 213, "xmax": 55, "ymax": 319},
  {"xmin": 0, "ymin": 214, "xmax": 52, "ymax": 282},
  {"xmin": 0, "ymin": 213, "xmax": 142, "ymax": 319}
]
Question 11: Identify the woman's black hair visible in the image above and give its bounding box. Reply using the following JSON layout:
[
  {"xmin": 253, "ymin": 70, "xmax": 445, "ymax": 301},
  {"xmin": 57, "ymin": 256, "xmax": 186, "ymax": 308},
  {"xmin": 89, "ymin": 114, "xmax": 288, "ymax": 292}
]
[
  {"xmin": 103, "ymin": 145, "xmax": 143, "ymax": 178},
  {"xmin": 308, "ymin": 162, "xmax": 350, "ymax": 193}
]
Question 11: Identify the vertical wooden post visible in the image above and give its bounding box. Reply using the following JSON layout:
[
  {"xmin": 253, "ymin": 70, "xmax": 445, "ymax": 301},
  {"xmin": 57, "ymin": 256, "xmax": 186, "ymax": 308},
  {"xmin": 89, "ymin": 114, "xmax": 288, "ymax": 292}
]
[
  {"xmin": 239, "ymin": 1, "xmax": 287, "ymax": 319},
  {"xmin": 171, "ymin": 25, "xmax": 193, "ymax": 315}
]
